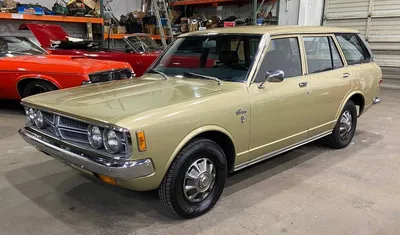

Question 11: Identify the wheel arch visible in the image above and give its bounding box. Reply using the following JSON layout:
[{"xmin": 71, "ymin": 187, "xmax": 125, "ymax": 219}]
[
  {"xmin": 16, "ymin": 76, "xmax": 60, "ymax": 98},
  {"xmin": 335, "ymin": 91, "xmax": 366, "ymax": 120},
  {"xmin": 164, "ymin": 125, "xmax": 237, "ymax": 175}
]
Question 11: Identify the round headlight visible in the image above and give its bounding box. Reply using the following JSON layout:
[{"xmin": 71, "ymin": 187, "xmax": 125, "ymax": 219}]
[
  {"xmin": 88, "ymin": 125, "xmax": 103, "ymax": 149},
  {"xmin": 103, "ymin": 129, "xmax": 123, "ymax": 154},
  {"xmin": 34, "ymin": 110, "xmax": 44, "ymax": 128},
  {"xmin": 25, "ymin": 107, "xmax": 35, "ymax": 125}
]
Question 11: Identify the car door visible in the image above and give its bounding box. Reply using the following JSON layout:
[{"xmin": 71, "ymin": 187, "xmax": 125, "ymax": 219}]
[
  {"xmin": 241, "ymin": 35, "xmax": 313, "ymax": 165},
  {"xmin": 301, "ymin": 34, "xmax": 352, "ymax": 137},
  {"xmin": 334, "ymin": 33, "xmax": 380, "ymax": 107}
]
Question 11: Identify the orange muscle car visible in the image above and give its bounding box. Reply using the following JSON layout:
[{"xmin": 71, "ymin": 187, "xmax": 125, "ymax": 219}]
[{"xmin": 0, "ymin": 36, "xmax": 134, "ymax": 100}]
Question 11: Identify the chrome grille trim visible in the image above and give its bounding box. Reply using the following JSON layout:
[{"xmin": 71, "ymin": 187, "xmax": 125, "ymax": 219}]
[
  {"xmin": 42, "ymin": 112, "xmax": 55, "ymax": 124},
  {"xmin": 23, "ymin": 106, "xmax": 132, "ymax": 160},
  {"xmin": 88, "ymin": 68, "xmax": 133, "ymax": 83},
  {"xmin": 58, "ymin": 116, "xmax": 88, "ymax": 131}
]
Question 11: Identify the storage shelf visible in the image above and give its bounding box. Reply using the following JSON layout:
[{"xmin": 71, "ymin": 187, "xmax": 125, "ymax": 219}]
[
  {"xmin": 104, "ymin": 33, "xmax": 171, "ymax": 40},
  {"xmin": 170, "ymin": 0, "xmax": 249, "ymax": 6},
  {"xmin": 0, "ymin": 13, "xmax": 103, "ymax": 24}
]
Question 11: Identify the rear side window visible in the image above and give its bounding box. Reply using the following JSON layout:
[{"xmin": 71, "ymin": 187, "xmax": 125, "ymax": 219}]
[
  {"xmin": 303, "ymin": 36, "xmax": 344, "ymax": 74},
  {"xmin": 335, "ymin": 34, "xmax": 371, "ymax": 65}
]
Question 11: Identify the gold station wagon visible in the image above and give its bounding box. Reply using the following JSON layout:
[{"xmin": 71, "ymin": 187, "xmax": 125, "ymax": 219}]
[{"xmin": 19, "ymin": 26, "xmax": 382, "ymax": 219}]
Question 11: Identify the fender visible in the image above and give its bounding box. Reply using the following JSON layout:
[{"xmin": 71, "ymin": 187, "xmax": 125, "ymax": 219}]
[
  {"xmin": 16, "ymin": 74, "xmax": 60, "ymax": 98},
  {"xmin": 17, "ymin": 73, "xmax": 61, "ymax": 89},
  {"xmin": 334, "ymin": 89, "xmax": 365, "ymax": 121},
  {"xmin": 163, "ymin": 125, "xmax": 237, "ymax": 173}
]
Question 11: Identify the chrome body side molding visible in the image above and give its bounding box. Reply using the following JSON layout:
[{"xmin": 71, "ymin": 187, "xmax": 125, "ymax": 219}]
[{"xmin": 234, "ymin": 131, "xmax": 332, "ymax": 171}]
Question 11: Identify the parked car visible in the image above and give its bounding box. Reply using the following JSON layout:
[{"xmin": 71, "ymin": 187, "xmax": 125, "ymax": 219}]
[
  {"xmin": 0, "ymin": 36, "xmax": 133, "ymax": 100},
  {"xmin": 19, "ymin": 23, "xmax": 162, "ymax": 77},
  {"xmin": 18, "ymin": 26, "xmax": 382, "ymax": 219}
]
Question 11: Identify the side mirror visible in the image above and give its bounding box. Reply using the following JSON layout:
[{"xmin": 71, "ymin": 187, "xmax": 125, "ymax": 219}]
[{"xmin": 258, "ymin": 70, "xmax": 284, "ymax": 89}]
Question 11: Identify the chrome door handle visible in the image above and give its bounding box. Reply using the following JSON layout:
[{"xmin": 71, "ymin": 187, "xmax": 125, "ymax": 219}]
[
  {"xmin": 343, "ymin": 73, "xmax": 350, "ymax": 78},
  {"xmin": 298, "ymin": 82, "xmax": 308, "ymax": 88}
]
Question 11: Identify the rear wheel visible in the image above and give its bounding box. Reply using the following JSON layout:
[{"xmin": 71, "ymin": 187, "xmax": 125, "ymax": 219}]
[
  {"xmin": 22, "ymin": 80, "xmax": 57, "ymax": 98},
  {"xmin": 324, "ymin": 100, "xmax": 357, "ymax": 149},
  {"xmin": 158, "ymin": 138, "xmax": 227, "ymax": 219}
]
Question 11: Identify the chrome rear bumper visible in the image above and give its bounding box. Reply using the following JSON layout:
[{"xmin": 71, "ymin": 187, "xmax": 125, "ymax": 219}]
[
  {"xmin": 18, "ymin": 127, "xmax": 154, "ymax": 180},
  {"xmin": 373, "ymin": 97, "xmax": 382, "ymax": 104}
]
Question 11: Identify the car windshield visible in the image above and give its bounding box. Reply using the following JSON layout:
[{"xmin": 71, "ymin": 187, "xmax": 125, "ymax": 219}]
[
  {"xmin": 0, "ymin": 36, "xmax": 46, "ymax": 58},
  {"xmin": 150, "ymin": 34, "xmax": 262, "ymax": 83},
  {"xmin": 126, "ymin": 35, "xmax": 162, "ymax": 53}
]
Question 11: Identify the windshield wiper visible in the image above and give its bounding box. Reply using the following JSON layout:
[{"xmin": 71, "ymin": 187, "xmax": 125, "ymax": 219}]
[
  {"xmin": 183, "ymin": 72, "xmax": 222, "ymax": 85},
  {"xmin": 147, "ymin": 69, "xmax": 168, "ymax": 80}
]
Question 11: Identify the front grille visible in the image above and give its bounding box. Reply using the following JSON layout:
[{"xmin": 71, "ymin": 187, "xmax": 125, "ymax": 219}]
[
  {"xmin": 59, "ymin": 116, "xmax": 88, "ymax": 131},
  {"xmin": 33, "ymin": 111, "xmax": 129, "ymax": 159},
  {"xmin": 89, "ymin": 69, "xmax": 132, "ymax": 83}
]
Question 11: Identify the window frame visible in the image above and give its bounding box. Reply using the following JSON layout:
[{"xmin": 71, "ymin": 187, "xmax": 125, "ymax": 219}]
[
  {"xmin": 301, "ymin": 34, "xmax": 345, "ymax": 75},
  {"xmin": 334, "ymin": 33, "xmax": 373, "ymax": 66},
  {"xmin": 299, "ymin": 33, "xmax": 349, "ymax": 75},
  {"xmin": 250, "ymin": 34, "xmax": 306, "ymax": 84}
]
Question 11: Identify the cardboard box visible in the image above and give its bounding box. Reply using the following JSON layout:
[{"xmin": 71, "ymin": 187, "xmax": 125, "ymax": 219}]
[
  {"xmin": 117, "ymin": 26, "xmax": 126, "ymax": 34},
  {"xmin": 104, "ymin": 25, "xmax": 110, "ymax": 34},
  {"xmin": 82, "ymin": 0, "xmax": 96, "ymax": 9},
  {"xmin": 17, "ymin": 5, "xmax": 44, "ymax": 15},
  {"xmin": 189, "ymin": 22, "xmax": 198, "ymax": 32},
  {"xmin": 144, "ymin": 24, "xmax": 156, "ymax": 35},
  {"xmin": 156, "ymin": 27, "xmax": 169, "ymax": 36},
  {"xmin": 2, "ymin": 0, "xmax": 17, "ymax": 8}
]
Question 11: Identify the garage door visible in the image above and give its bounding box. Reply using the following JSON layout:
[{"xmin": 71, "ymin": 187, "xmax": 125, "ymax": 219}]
[{"xmin": 323, "ymin": 0, "xmax": 400, "ymax": 81}]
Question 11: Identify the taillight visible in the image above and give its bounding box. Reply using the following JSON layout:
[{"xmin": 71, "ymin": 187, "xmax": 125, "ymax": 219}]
[{"xmin": 379, "ymin": 79, "xmax": 383, "ymax": 85}]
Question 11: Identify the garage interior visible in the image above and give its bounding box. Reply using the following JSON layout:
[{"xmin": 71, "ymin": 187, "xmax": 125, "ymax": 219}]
[{"xmin": 0, "ymin": 0, "xmax": 399, "ymax": 234}]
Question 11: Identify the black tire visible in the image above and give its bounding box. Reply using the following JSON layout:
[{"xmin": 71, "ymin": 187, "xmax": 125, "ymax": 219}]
[
  {"xmin": 22, "ymin": 80, "xmax": 57, "ymax": 98},
  {"xmin": 158, "ymin": 138, "xmax": 227, "ymax": 219},
  {"xmin": 324, "ymin": 100, "xmax": 357, "ymax": 149}
]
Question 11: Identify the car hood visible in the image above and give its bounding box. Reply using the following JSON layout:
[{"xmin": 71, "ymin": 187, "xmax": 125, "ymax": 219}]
[
  {"xmin": 2, "ymin": 55, "xmax": 130, "ymax": 74},
  {"xmin": 19, "ymin": 23, "xmax": 69, "ymax": 48},
  {"xmin": 21, "ymin": 76, "xmax": 237, "ymax": 124}
]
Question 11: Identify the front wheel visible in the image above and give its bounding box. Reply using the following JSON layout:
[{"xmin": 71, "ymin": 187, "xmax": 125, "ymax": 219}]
[
  {"xmin": 22, "ymin": 80, "xmax": 57, "ymax": 98},
  {"xmin": 324, "ymin": 100, "xmax": 357, "ymax": 149},
  {"xmin": 158, "ymin": 138, "xmax": 227, "ymax": 219}
]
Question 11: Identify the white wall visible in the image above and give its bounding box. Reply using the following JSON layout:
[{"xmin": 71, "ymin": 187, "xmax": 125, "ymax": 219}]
[
  {"xmin": 298, "ymin": 0, "xmax": 324, "ymax": 26},
  {"xmin": 278, "ymin": 0, "xmax": 324, "ymax": 26},
  {"xmin": 278, "ymin": 0, "xmax": 300, "ymax": 25}
]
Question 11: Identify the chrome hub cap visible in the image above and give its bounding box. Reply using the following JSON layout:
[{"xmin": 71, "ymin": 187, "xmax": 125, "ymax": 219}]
[
  {"xmin": 339, "ymin": 110, "xmax": 353, "ymax": 140},
  {"xmin": 183, "ymin": 158, "xmax": 216, "ymax": 203}
]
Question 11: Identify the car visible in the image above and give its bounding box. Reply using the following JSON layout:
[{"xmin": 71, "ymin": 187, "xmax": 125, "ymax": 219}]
[
  {"xmin": 19, "ymin": 23, "xmax": 163, "ymax": 77},
  {"xmin": 18, "ymin": 26, "xmax": 382, "ymax": 219},
  {"xmin": 0, "ymin": 36, "xmax": 134, "ymax": 100}
]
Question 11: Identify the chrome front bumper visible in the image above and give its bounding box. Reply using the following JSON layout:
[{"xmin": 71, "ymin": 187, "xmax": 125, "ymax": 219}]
[{"xmin": 18, "ymin": 127, "xmax": 154, "ymax": 180}]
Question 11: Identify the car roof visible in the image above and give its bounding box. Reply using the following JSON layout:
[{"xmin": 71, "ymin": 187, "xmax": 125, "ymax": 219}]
[{"xmin": 179, "ymin": 25, "xmax": 359, "ymax": 37}]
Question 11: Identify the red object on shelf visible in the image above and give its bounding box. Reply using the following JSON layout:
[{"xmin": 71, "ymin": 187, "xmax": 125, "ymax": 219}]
[
  {"xmin": 224, "ymin": 21, "xmax": 236, "ymax": 27},
  {"xmin": 170, "ymin": 0, "xmax": 248, "ymax": 6}
]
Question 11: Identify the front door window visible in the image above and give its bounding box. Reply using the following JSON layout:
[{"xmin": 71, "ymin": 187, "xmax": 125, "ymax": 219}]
[{"xmin": 254, "ymin": 37, "xmax": 302, "ymax": 82}]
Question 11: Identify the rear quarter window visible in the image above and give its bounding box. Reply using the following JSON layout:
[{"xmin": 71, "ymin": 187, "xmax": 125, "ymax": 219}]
[{"xmin": 335, "ymin": 33, "xmax": 372, "ymax": 65}]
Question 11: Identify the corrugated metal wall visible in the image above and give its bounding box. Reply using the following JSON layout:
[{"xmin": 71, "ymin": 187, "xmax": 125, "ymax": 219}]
[{"xmin": 323, "ymin": 0, "xmax": 400, "ymax": 85}]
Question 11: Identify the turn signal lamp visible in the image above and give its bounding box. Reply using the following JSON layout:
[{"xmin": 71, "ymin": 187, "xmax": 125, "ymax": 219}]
[
  {"xmin": 136, "ymin": 130, "xmax": 147, "ymax": 152},
  {"xmin": 97, "ymin": 174, "xmax": 117, "ymax": 186}
]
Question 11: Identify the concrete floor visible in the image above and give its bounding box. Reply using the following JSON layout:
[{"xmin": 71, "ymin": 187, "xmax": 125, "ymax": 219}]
[{"xmin": 0, "ymin": 89, "xmax": 399, "ymax": 235}]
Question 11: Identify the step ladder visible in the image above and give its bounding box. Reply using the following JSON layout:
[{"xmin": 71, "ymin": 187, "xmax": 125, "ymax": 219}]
[{"xmin": 151, "ymin": 0, "xmax": 173, "ymax": 47}]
